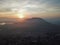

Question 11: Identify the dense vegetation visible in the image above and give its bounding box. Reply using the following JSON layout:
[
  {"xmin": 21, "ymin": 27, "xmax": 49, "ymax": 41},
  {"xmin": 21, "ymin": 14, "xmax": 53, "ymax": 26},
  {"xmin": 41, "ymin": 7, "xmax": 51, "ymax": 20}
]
[{"xmin": 0, "ymin": 32, "xmax": 60, "ymax": 45}]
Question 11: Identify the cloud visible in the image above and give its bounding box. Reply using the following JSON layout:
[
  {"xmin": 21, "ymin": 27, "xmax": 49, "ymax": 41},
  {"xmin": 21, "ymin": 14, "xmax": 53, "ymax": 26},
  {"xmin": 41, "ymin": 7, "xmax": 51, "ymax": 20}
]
[{"xmin": 0, "ymin": 0, "xmax": 60, "ymax": 18}]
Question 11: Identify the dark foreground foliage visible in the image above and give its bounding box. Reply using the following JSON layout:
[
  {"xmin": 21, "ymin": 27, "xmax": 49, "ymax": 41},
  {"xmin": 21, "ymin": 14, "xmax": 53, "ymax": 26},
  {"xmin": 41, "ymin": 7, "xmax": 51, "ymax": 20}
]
[{"xmin": 0, "ymin": 32, "xmax": 60, "ymax": 45}]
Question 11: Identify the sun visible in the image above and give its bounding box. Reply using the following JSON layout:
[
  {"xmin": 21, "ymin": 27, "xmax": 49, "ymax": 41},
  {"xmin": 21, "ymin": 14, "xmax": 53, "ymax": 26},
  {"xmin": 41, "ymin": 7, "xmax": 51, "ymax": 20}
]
[
  {"xmin": 18, "ymin": 13, "xmax": 25, "ymax": 19},
  {"xmin": 19, "ymin": 15, "xmax": 24, "ymax": 19},
  {"xmin": 17, "ymin": 13, "xmax": 27, "ymax": 22},
  {"xmin": 13, "ymin": 9, "xmax": 31, "ymax": 19}
]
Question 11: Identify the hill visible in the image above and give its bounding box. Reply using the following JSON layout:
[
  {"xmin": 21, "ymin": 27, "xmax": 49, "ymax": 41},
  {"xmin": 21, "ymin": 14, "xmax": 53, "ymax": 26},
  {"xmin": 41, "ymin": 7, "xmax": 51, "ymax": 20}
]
[{"xmin": 0, "ymin": 18, "xmax": 60, "ymax": 37}]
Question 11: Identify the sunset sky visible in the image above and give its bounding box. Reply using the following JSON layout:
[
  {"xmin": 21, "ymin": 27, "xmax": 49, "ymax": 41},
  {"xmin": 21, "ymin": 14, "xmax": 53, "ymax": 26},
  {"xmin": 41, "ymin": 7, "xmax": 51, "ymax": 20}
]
[{"xmin": 0, "ymin": 0, "xmax": 60, "ymax": 18}]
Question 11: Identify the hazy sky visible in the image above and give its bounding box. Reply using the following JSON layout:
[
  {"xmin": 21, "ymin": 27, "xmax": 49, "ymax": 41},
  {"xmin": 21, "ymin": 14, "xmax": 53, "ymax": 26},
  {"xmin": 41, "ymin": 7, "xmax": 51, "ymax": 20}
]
[{"xmin": 0, "ymin": 0, "xmax": 60, "ymax": 18}]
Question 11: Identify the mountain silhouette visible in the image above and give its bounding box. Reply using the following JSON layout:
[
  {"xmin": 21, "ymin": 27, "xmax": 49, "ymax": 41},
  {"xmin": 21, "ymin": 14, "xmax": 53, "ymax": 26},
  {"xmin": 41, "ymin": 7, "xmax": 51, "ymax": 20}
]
[{"xmin": 0, "ymin": 18, "xmax": 60, "ymax": 37}]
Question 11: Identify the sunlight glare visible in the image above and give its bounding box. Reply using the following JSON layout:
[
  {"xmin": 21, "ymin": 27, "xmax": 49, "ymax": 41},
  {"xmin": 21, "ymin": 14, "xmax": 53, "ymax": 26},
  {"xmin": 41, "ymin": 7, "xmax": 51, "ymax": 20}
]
[{"xmin": 18, "ymin": 13, "xmax": 25, "ymax": 19}]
